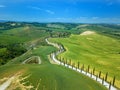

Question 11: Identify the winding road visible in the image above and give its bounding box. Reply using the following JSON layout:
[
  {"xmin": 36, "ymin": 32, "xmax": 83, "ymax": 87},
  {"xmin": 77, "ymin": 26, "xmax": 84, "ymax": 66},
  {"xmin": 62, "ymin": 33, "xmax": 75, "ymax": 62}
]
[
  {"xmin": 45, "ymin": 38, "xmax": 117, "ymax": 90},
  {"xmin": 0, "ymin": 38, "xmax": 117, "ymax": 90}
]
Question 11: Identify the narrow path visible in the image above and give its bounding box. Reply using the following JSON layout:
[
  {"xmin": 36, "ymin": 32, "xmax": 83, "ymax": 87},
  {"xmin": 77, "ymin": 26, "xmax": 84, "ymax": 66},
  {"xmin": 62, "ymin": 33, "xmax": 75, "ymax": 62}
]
[
  {"xmin": 22, "ymin": 56, "xmax": 41, "ymax": 64},
  {"xmin": 0, "ymin": 76, "xmax": 15, "ymax": 90},
  {"xmin": 46, "ymin": 38, "xmax": 117, "ymax": 90}
]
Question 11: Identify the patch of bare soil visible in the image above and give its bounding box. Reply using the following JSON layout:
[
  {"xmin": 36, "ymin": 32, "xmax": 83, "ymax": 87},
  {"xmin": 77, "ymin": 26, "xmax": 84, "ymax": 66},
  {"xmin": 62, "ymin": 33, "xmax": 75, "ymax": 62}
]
[
  {"xmin": 80, "ymin": 31, "xmax": 95, "ymax": 35},
  {"xmin": 0, "ymin": 72, "xmax": 35, "ymax": 90},
  {"xmin": 6, "ymin": 74, "xmax": 34, "ymax": 90}
]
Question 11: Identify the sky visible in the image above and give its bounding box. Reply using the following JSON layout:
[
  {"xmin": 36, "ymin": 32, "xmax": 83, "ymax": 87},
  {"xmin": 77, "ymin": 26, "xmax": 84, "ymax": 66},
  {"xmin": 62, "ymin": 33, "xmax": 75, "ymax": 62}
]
[{"xmin": 0, "ymin": 0, "xmax": 120, "ymax": 23}]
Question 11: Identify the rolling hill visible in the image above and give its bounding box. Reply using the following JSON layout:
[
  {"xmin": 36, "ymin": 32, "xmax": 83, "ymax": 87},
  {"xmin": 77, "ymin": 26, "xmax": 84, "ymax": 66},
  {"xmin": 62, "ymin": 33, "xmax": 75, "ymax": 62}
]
[
  {"xmin": 50, "ymin": 31, "xmax": 120, "ymax": 89},
  {"xmin": 0, "ymin": 23, "xmax": 108, "ymax": 90}
]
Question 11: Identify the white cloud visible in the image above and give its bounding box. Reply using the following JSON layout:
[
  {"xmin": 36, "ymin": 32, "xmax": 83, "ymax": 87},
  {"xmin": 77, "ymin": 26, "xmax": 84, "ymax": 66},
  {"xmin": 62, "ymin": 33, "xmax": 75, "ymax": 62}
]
[
  {"xmin": 29, "ymin": 6, "xmax": 55, "ymax": 14},
  {"xmin": 0, "ymin": 5, "xmax": 6, "ymax": 8},
  {"xmin": 45, "ymin": 10, "xmax": 55, "ymax": 14},
  {"xmin": 28, "ymin": 6, "xmax": 42, "ymax": 10},
  {"xmin": 48, "ymin": 16, "xmax": 120, "ymax": 23},
  {"xmin": 70, "ymin": 17, "xmax": 120, "ymax": 23}
]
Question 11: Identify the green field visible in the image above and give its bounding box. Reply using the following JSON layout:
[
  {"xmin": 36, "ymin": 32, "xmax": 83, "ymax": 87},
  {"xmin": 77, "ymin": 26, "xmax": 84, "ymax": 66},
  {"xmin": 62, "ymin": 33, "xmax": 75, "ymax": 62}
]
[
  {"xmin": 50, "ymin": 31, "xmax": 120, "ymax": 89},
  {"xmin": 0, "ymin": 46, "xmax": 106, "ymax": 90},
  {"xmin": 1, "ymin": 23, "xmax": 120, "ymax": 90},
  {"xmin": 0, "ymin": 26, "xmax": 49, "ymax": 44}
]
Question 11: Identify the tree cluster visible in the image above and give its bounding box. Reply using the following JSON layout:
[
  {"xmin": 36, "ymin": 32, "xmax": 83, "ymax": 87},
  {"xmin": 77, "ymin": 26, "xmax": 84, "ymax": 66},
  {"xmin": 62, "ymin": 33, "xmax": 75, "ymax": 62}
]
[{"xmin": 0, "ymin": 43, "xmax": 27, "ymax": 65}]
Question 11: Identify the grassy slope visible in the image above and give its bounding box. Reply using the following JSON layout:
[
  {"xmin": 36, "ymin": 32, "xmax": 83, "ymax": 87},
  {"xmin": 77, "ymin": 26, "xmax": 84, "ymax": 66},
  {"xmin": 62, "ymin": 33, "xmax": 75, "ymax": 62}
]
[
  {"xmin": 0, "ymin": 46, "xmax": 106, "ymax": 90},
  {"xmin": 50, "ymin": 32, "xmax": 120, "ymax": 88},
  {"xmin": 0, "ymin": 26, "xmax": 50, "ymax": 65},
  {"xmin": 85, "ymin": 25, "xmax": 120, "ymax": 39},
  {"xmin": 0, "ymin": 25, "xmax": 107, "ymax": 90},
  {"xmin": 0, "ymin": 26, "xmax": 49, "ymax": 44}
]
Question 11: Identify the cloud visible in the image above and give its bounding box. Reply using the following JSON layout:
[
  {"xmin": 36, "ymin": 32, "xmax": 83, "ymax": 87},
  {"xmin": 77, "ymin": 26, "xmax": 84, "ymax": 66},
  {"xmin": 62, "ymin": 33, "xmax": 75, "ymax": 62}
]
[
  {"xmin": 29, "ymin": 6, "xmax": 55, "ymax": 14},
  {"xmin": 28, "ymin": 6, "xmax": 42, "ymax": 10},
  {"xmin": 0, "ymin": 5, "xmax": 6, "ymax": 8},
  {"xmin": 69, "ymin": 16, "xmax": 120, "ymax": 23},
  {"xmin": 45, "ymin": 10, "xmax": 55, "ymax": 14}
]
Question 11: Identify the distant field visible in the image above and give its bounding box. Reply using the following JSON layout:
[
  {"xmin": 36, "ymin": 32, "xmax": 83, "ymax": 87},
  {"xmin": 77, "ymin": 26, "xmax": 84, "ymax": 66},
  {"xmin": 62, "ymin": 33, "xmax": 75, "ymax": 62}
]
[
  {"xmin": 50, "ymin": 31, "xmax": 120, "ymax": 88},
  {"xmin": 0, "ymin": 26, "xmax": 49, "ymax": 44},
  {"xmin": 0, "ymin": 46, "xmax": 106, "ymax": 90}
]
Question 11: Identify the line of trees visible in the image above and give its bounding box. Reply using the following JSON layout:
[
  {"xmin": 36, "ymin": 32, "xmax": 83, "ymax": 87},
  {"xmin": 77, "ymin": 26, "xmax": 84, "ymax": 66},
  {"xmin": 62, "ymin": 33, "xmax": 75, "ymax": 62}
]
[{"xmin": 58, "ymin": 57, "xmax": 117, "ymax": 90}]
